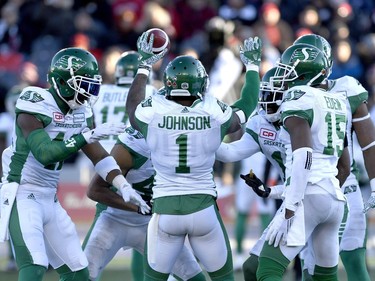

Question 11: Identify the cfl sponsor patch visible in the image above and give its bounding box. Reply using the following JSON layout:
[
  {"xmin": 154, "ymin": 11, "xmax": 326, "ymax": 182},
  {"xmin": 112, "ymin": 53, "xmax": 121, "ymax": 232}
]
[
  {"xmin": 260, "ymin": 128, "xmax": 276, "ymax": 140},
  {"xmin": 53, "ymin": 112, "xmax": 65, "ymax": 123},
  {"xmin": 73, "ymin": 113, "xmax": 85, "ymax": 123}
]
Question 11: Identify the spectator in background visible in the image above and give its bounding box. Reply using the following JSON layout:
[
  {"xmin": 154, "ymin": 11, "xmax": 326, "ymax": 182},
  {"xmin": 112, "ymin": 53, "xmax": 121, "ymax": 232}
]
[
  {"xmin": 218, "ymin": 0, "xmax": 261, "ymax": 26},
  {"xmin": 253, "ymin": 2, "xmax": 294, "ymax": 53}
]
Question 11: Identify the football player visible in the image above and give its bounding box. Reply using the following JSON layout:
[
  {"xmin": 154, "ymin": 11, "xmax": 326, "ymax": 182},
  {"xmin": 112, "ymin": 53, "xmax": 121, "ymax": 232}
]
[
  {"xmin": 0, "ymin": 47, "xmax": 148, "ymax": 281},
  {"xmin": 293, "ymin": 33, "xmax": 373, "ymax": 281},
  {"xmin": 216, "ymin": 65, "xmax": 350, "ymax": 281},
  {"xmin": 125, "ymin": 31, "xmax": 262, "ymax": 280},
  {"xmin": 84, "ymin": 126, "xmax": 206, "ymax": 281},
  {"xmin": 83, "ymin": 51, "xmax": 206, "ymax": 281},
  {"xmin": 253, "ymin": 43, "xmax": 348, "ymax": 281}
]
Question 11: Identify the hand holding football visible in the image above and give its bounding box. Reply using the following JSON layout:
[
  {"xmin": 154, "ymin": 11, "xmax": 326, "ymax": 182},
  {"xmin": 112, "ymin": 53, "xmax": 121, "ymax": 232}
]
[{"xmin": 146, "ymin": 28, "xmax": 170, "ymax": 54}]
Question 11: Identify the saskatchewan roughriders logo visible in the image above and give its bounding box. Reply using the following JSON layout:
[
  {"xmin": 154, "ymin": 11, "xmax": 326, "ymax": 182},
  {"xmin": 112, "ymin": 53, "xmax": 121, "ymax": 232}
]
[
  {"xmin": 20, "ymin": 91, "xmax": 44, "ymax": 103},
  {"xmin": 54, "ymin": 55, "xmax": 86, "ymax": 71},
  {"xmin": 290, "ymin": 47, "xmax": 319, "ymax": 62}
]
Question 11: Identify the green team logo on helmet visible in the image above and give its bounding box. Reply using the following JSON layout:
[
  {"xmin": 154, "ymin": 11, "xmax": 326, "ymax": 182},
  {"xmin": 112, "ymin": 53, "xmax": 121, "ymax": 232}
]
[
  {"xmin": 289, "ymin": 47, "xmax": 320, "ymax": 63},
  {"xmin": 53, "ymin": 55, "xmax": 87, "ymax": 72},
  {"xmin": 272, "ymin": 43, "xmax": 328, "ymax": 89}
]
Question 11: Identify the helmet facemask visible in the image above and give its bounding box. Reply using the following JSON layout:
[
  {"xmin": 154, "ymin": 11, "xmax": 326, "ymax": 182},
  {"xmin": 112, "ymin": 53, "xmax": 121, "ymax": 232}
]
[
  {"xmin": 259, "ymin": 68, "xmax": 284, "ymax": 123},
  {"xmin": 48, "ymin": 48, "xmax": 102, "ymax": 110}
]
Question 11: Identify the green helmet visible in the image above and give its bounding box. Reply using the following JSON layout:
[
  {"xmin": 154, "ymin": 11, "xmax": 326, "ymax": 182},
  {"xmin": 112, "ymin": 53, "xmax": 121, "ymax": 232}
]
[
  {"xmin": 271, "ymin": 43, "xmax": 328, "ymax": 89},
  {"xmin": 163, "ymin": 55, "xmax": 209, "ymax": 100},
  {"xmin": 115, "ymin": 51, "xmax": 141, "ymax": 85},
  {"xmin": 294, "ymin": 34, "xmax": 332, "ymax": 77},
  {"xmin": 47, "ymin": 47, "xmax": 102, "ymax": 109},
  {"xmin": 258, "ymin": 67, "xmax": 284, "ymax": 123}
]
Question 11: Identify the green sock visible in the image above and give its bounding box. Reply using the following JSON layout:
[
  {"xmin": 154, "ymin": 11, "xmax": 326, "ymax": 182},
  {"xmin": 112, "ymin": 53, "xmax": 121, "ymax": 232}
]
[
  {"xmin": 340, "ymin": 248, "xmax": 371, "ymax": 281},
  {"xmin": 19, "ymin": 264, "xmax": 46, "ymax": 281},
  {"xmin": 312, "ymin": 265, "xmax": 337, "ymax": 281},
  {"xmin": 303, "ymin": 269, "xmax": 314, "ymax": 281},
  {"xmin": 235, "ymin": 212, "xmax": 247, "ymax": 253},
  {"xmin": 242, "ymin": 254, "xmax": 259, "ymax": 281},
  {"xmin": 256, "ymin": 244, "xmax": 289, "ymax": 281},
  {"xmin": 131, "ymin": 250, "xmax": 144, "ymax": 281},
  {"xmin": 56, "ymin": 264, "xmax": 89, "ymax": 281}
]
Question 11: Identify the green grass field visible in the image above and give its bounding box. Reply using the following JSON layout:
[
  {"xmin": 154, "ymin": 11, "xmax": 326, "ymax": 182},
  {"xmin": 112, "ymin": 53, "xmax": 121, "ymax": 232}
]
[{"xmin": 0, "ymin": 268, "xmax": 363, "ymax": 281}]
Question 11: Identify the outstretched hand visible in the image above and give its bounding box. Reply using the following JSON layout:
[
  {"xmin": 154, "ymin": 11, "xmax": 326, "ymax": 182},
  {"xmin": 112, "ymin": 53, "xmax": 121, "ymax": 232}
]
[
  {"xmin": 239, "ymin": 36, "xmax": 262, "ymax": 70},
  {"xmin": 82, "ymin": 122, "xmax": 126, "ymax": 144}
]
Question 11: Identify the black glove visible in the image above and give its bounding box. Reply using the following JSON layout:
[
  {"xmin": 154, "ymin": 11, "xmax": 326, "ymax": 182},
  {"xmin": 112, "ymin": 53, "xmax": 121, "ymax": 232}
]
[
  {"xmin": 240, "ymin": 170, "xmax": 271, "ymax": 198},
  {"xmin": 137, "ymin": 198, "xmax": 153, "ymax": 216}
]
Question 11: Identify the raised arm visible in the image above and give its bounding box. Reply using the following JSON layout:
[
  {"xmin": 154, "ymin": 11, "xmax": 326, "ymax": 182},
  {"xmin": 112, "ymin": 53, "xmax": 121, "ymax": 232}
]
[{"xmin": 126, "ymin": 31, "xmax": 169, "ymax": 130}]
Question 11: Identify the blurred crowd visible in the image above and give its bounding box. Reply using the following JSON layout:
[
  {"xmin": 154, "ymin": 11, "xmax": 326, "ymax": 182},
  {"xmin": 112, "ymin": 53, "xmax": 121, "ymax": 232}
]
[{"xmin": 0, "ymin": 0, "xmax": 374, "ymax": 112}]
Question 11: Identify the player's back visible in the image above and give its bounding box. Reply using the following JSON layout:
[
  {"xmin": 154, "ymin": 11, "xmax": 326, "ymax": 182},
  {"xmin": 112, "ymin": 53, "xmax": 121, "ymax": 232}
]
[{"xmin": 135, "ymin": 94, "xmax": 233, "ymax": 199}]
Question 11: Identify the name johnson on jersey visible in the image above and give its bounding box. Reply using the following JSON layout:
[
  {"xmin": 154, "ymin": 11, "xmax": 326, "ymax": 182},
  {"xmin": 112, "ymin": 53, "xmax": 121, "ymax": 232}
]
[{"xmin": 158, "ymin": 115, "xmax": 211, "ymax": 130}]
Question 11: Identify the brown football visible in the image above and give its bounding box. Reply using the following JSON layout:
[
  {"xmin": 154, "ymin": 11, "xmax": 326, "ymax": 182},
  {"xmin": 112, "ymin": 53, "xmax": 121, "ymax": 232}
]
[{"xmin": 146, "ymin": 28, "xmax": 170, "ymax": 54}]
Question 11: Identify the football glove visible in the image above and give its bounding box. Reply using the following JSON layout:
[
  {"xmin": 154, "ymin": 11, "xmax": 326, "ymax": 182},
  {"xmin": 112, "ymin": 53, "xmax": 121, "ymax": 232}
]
[
  {"xmin": 137, "ymin": 198, "xmax": 152, "ymax": 216},
  {"xmin": 363, "ymin": 193, "xmax": 375, "ymax": 213},
  {"xmin": 266, "ymin": 207, "xmax": 295, "ymax": 247},
  {"xmin": 239, "ymin": 36, "xmax": 262, "ymax": 70},
  {"xmin": 82, "ymin": 122, "xmax": 126, "ymax": 144},
  {"xmin": 240, "ymin": 169, "xmax": 271, "ymax": 198},
  {"xmin": 137, "ymin": 31, "xmax": 168, "ymax": 71},
  {"xmin": 120, "ymin": 182, "xmax": 151, "ymax": 215}
]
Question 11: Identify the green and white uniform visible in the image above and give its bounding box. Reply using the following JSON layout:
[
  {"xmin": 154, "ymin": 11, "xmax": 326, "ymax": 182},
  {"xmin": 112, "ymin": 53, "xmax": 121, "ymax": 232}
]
[
  {"xmin": 134, "ymin": 93, "xmax": 234, "ymax": 279},
  {"xmin": 83, "ymin": 127, "xmax": 203, "ymax": 281},
  {"xmin": 92, "ymin": 84, "xmax": 156, "ymax": 152},
  {"xmin": 2, "ymin": 86, "xmax": 91, "ymax": 271},
  {"xmin": 257, "ymin": 85, "xmax": 347, "ymax": 280},
  {"xmin": 328, "ymin": 76, "xmax": 368, "ymax": 251}
]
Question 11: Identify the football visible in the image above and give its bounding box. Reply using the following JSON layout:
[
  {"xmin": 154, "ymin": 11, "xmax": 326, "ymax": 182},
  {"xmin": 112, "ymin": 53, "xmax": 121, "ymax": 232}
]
[{"xmin": 146, "ymin": 28, "xmax": 170, "ymax": 54}]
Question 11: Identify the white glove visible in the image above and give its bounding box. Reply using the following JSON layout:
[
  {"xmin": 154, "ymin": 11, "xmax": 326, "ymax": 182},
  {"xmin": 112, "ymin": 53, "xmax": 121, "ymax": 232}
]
[
  {"xmin": 137, "ymin": 31, "xmax": 168, "ymax": 70},
  {"xmin": 266, "ymin": 207, "xmax": 294, "ymax": 247},
  {"xmin": 82, "ymin": 122, "xmax": 126, "ymax": 144},
  {"xmin": 120, "ymin": 182, "xmax": 151, "ymax": 215},
  {"xmin": 239, "ymin": 36, "xmax": 262, "ymax": 71},
  {"xmin": 363, "ymin": 192, "xmax": 375, "ymax": 213}
]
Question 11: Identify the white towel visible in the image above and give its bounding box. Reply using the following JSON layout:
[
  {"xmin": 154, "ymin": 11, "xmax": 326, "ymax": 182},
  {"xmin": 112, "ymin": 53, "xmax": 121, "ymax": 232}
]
[
  {"xmin": 147, "ymin": 213, "xmax": 160, "ymax": 266},
  {"xmin": 0, "ymin": 182, "xmax": 19, "ymax": 242},
  {"xmin": 287, "ymin": 201, "xmax": 305, "ymax": 246}
]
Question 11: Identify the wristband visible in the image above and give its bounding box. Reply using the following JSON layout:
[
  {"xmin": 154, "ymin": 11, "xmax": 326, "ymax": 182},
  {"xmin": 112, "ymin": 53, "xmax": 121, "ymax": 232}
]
[
  {"xmin": 112, "ymin": 174, "xmax": 128, "ymax": 190},
  {"xmin": 245, "ymin": 65, "xmax": 259, "ymax": 72},
  {"xmin": 137, "ymin": 68, "xmax": 150, "ymax": 76},
  {"xmin": 95, "ymin": 156, "xmax": 121, "ymax": 181}
]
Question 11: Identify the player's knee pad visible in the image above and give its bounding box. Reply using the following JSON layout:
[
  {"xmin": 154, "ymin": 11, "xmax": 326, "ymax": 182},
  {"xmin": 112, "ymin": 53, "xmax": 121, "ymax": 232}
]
[{"xmin": 242, "ymin": 254, "xmax": 258, "ymax": 281}]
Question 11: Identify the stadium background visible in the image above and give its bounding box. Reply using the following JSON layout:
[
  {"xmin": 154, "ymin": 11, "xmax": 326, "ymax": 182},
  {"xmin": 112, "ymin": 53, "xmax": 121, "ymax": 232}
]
[{"xmin": 0, "ymin": 0, "xmax": 375, "ymax": 280}]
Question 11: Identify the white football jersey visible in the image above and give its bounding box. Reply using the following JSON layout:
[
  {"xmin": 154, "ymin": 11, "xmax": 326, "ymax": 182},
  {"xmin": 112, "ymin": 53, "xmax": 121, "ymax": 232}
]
[
  {"xmin": 216, "ymin": 112, "xmax": 287, "ymax": 181},
  {"xmin": 2, "ymin": 86, "xmax": 93, "ymax": 188},
  {"xmin": 327, "ymin": 76, "xmax": 368, "ymax": 189},
  {"xmin": 102, "ymin": 127, "xmax": 153, "ymax": 226},
  {"xmin": 280, "ymin": 85, "xmax": 348, "ymax": 199},
  {"xmin": 92, "ymin": 83, "xmax": 156, "ymax": 152},
  {"xmin": 135, "ymin": 94, "xmax": 233, "ymax": 199}
]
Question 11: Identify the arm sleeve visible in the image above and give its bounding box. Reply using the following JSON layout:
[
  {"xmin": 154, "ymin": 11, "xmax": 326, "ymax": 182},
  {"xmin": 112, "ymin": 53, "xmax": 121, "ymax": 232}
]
[
  {"xmin": 26, "ymin": 128, "xmax": 87, "ymax": 166},
  {"xmin": 231, "ymin": 70, "xmax": 260, "ymax": 121},
  {"xmin": 216, "ymin": 133, "xmax": 260, "ymax": 162}
]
